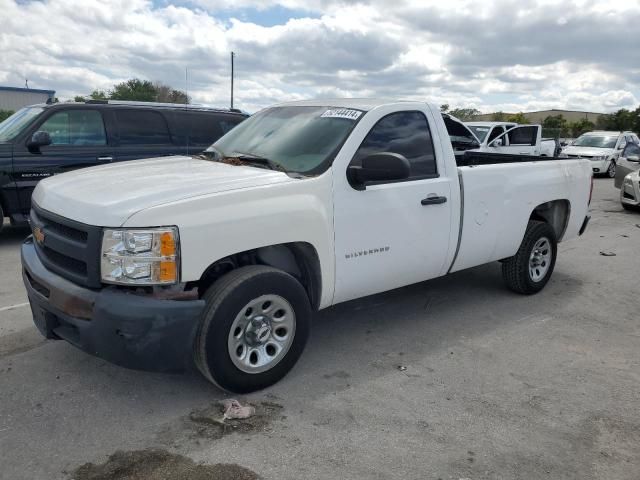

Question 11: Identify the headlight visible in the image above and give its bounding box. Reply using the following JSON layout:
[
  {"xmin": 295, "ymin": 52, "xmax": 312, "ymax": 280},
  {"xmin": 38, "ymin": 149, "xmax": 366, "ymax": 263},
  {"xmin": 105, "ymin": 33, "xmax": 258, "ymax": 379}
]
[{"xmin": 101, "ymin": 227, "xmax": 179, "ymax": 285}]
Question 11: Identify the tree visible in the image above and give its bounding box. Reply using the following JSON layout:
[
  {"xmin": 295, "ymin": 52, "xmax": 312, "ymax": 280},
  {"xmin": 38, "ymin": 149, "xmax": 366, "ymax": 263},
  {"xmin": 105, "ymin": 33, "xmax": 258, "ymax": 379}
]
[
  {"xmin": 491, "ymin": 111, "xmax": 506, "ymax": 121},
  {"xmin": 570, "ymin": 118, "xmax": 595, "ymax": 137},
  {"xmin": 109, "ymin": 79, "xmax": 157, "ymax": 102},
  {"xmin": 0, "ymin": 110, "xmax": 14, "ymax": 122},
  {"xmin": 449, "ymin": 108, "xmax": 481, "ymax": 121},
  {"xmin": 74, "ymin": 80, "xmax": 189, "ymax": 104},
  {"xmin": 440, "ymin": 104, "xmax": 449, "ymax": 113},
  {"xmin": 633, "ymin": 106, "xmax": 640, "ymax": 134},
  {"xmin": 542, "ymin": 114, "xmax": 569, "ymax": 138},
  {"xmin": 507, "ymin": 112, "xmax": 528, "ymax": 124},
  {"xmin": 73, "ymin": 95, "xmax": 85, "ymax": 102},
  {"xmin": 90, "ymin": 90, "xmax": 108, "ymax": 100},
  {"xmin": 153, "ymin": 81, "xmax": 190, "ymax": 104}
]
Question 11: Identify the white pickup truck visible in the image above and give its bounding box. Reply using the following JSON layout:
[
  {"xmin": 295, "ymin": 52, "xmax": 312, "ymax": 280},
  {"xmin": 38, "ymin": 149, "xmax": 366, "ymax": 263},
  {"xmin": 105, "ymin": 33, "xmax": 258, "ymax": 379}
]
[
  {"xmin": 465, "ymin": 121, "xmax": 558, "ymax": 157},
  {"xmin": 22, "ymin": 99, "xmax": 592, "ymax": 392}
]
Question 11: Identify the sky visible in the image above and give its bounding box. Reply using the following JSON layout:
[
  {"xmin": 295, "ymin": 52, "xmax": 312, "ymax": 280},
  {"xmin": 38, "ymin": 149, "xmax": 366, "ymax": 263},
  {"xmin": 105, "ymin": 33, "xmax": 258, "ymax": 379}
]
[{"xmin": 1, "ymin": 0, "xmax": 639, "ymax": 114}]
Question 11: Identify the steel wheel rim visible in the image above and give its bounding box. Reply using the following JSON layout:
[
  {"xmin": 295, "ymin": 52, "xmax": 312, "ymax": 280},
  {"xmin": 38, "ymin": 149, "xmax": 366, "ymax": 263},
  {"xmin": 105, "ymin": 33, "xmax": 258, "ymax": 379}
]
[
  {"xmin": 227, "ymin": 294, "xmax": 296, "ymax": 374},
  {"xmin": 608, "ymin": 162, "xmax": 616, "ymax": 178},
  {"xmin": 529, "ymin": 237, "xmax": 552, "ymax": 282}
]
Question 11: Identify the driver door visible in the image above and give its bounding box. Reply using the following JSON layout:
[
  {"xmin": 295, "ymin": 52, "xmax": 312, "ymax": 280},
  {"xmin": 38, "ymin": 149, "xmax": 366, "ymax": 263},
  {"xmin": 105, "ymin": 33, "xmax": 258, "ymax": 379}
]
[
  {"xmin": 489, "ymin": 125, "xmax": 541, "ymax": 155},
  {"xmin": 615, "ymin": 143, "xmax": 640, "ymax": 189},
  {"xmin": 332, "ymin": 107, "xmax": 453, "ymax": 304}
]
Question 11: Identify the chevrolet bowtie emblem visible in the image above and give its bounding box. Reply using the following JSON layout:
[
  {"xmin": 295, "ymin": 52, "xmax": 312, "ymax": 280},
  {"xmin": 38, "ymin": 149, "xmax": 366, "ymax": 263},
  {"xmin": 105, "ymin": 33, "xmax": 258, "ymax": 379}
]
[{"xmin": 33, "ymin": 226, "xmax": 45, "ymax": 245}]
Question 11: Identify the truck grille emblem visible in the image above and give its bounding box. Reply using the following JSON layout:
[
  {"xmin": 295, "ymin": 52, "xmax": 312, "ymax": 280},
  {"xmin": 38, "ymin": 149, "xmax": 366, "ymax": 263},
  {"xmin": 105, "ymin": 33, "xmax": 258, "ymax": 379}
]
[{"xmin": 33, "ymin": 226, "xmax": 45, "ymax": 245}]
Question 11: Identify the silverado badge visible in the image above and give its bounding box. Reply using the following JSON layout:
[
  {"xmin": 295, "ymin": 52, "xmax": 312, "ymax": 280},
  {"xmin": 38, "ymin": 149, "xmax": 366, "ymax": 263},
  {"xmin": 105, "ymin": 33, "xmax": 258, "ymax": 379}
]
[{"xmin": 33, "ymin": 226, "xmax": 45, "ymax": 245}]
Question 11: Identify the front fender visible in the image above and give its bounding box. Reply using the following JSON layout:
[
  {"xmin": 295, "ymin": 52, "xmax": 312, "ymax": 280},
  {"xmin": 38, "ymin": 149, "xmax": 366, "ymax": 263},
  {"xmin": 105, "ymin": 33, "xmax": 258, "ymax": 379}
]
[{"xmin": 124, "ymin": 173, "xmax": 336, "ymax": 308}]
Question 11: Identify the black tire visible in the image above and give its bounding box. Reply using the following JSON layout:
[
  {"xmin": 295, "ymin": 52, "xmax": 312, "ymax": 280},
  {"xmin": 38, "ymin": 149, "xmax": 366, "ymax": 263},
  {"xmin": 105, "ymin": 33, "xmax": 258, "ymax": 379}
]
[
  {"xmin": 194, "ymin": 265, "xmax": 311, "ymax": 393},
  {"xmin": 622, "ymin": 203, "xmax": 638, "ymax": 212},
  {"xmin": 502, "ymin": 221, "xmax": 557, "ymax": 294},
  {"xmin": 607, "ymin": 161, "xmax": 616, "ymax": 178}
]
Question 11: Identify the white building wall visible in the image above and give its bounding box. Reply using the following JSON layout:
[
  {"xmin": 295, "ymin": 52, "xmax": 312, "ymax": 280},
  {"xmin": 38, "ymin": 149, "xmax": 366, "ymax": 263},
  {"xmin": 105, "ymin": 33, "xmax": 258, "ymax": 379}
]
[{"xmin": 0, "ymin": 90, "xmax": 53, "ymax": 111}]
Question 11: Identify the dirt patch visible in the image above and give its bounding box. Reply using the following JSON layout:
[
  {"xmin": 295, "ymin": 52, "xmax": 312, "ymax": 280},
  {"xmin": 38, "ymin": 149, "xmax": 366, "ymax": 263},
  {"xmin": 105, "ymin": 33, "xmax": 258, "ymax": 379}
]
[
  {"xmin": 70, "ymin": 449, "xmax": 258, "ymax": 480},
  {"xmin": 188, "ymin": 401, "xmax": 284, "ymax": 440}
]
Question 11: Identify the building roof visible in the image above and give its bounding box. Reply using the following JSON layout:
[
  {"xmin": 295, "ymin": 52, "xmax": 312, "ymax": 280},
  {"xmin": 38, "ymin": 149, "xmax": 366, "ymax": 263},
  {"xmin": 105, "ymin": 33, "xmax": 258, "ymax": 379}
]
[{"xmin": 0, "ymin": 86, "xmax": 55, "ymax": 96}]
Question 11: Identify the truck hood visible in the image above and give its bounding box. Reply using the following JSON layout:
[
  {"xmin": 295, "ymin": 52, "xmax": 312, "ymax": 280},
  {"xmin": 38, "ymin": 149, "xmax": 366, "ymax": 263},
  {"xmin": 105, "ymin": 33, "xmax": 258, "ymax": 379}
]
[
  {"xmin": 562, "ymin": 146, "xmax": 614, "ymax": 157},
  {"xmin": 33, "ymin": 156, "xmax": 295, "ymax": 226}
]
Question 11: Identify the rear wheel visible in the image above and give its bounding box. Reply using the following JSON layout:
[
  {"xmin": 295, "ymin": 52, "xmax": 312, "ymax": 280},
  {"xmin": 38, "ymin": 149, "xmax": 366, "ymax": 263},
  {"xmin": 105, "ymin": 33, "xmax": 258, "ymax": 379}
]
[
  {"xmin": 194, "ymin": 266, "xmax": 311, "ymax": 393},
  {"xmin": 502, "ymin": 221, "xmax": 557, "ymax": 294},
  {"xmin": 607, "ymin": 161, "xmax": 616, "ymax": 178}
]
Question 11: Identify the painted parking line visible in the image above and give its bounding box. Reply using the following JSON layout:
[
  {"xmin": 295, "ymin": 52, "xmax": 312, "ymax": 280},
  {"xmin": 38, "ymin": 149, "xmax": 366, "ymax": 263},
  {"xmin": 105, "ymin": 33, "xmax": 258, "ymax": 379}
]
[{"xmin": 0, "ymin": 302, "xmax": 29, "ymax": 313}]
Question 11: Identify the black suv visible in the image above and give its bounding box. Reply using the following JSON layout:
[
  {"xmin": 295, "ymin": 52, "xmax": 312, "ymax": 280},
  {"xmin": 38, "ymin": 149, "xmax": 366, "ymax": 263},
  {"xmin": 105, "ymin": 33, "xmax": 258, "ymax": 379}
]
[{"xmin": 0, "ymin": 100, "xmax": 248, "ymax": 228}]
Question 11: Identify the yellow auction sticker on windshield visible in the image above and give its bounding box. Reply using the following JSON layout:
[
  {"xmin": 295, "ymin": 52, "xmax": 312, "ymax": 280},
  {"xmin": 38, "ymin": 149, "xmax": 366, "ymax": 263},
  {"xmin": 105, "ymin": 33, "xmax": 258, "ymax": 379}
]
[{"xmin": 321, "ymin": 109, "xmax": 362, "ymax": 120}]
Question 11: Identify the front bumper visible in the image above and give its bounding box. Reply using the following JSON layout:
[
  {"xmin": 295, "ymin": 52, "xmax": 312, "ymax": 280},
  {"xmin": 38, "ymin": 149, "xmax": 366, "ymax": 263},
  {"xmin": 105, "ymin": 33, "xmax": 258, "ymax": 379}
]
[
  {"xmin": 579, "ymin": 215, "xmax": 590, "ymax": 236},
  {"xmin": 621, "ymin": 178, "xmax": 640, "ymax": 206},
  {"xmin": 589, "ymin": 158, "xmax": 609, "ymax": 174},
  {"xmin": 21, "ymin": 238, "xmax": 205, "ymax": 372}
]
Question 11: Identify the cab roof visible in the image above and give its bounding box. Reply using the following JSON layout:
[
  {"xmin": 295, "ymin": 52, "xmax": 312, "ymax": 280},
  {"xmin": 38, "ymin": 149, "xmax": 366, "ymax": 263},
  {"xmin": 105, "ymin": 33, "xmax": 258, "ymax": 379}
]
[{"xmin": 273, "ymin": 98, "xmax": 429, "ymax": 112}]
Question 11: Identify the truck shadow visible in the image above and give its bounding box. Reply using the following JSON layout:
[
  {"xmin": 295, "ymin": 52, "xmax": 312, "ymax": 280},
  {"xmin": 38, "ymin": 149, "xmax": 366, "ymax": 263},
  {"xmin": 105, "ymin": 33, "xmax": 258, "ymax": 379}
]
[
  {"xmin": 7, "ymin": 261, "xmax": 585, "ymax": 409},
  {"xmin": 297, "ymin": 262, "xmax": 583, "ymax": 392},
  {"xmin": 0, "ymin": 223, "xmax": 30, "ymax": 247}
]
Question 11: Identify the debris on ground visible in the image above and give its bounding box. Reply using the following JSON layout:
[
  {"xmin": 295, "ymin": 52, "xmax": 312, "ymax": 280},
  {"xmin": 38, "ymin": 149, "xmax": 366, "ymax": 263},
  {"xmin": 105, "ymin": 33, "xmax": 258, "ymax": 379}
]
[
  {"xmin": 221, "ymin": 399, "xmax": 256, "ymax": 421},
  {"xmin": 188, "ymin": 401, "xmax": 284, "ymax": 440},
  {"xmin": 599, "ymin": 251, "xmax": 617, "ymax": 257},
  {"xmin": 397, "ymin": 365, "xmax": 407, "ymax": 371},
  {"xmin": 71, "ymin": 448, "xmax": 258, "ymax": 480}
]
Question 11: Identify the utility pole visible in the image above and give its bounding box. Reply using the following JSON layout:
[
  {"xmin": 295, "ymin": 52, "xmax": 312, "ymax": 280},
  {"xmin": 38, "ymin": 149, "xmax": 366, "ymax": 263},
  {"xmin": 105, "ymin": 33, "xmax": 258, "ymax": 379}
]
[{"xmin": 230, "ymin": 51, "xmax": 235, "ymax": 110}]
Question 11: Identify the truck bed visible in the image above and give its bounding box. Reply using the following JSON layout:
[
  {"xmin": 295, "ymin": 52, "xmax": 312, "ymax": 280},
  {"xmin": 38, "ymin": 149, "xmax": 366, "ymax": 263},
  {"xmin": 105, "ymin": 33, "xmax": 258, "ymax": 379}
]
[
  {"xmin": 449, "ymin": 157, "xmax": 592, "ymax": 273},
  {"xmin": 457, "ymin": 150, "xmax": 566, "ymax": 167}
]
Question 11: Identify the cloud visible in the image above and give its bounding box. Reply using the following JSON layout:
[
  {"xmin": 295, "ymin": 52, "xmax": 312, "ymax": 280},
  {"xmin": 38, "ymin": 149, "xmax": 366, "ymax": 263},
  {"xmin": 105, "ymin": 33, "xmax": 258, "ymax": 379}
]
[{"xmin": 0, "ymin": 0, "xmax": 638, "ymax": 113}]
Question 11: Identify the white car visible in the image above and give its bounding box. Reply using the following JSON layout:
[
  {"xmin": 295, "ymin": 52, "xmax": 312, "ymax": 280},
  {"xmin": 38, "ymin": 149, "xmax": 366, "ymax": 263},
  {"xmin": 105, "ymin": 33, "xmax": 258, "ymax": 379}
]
[
  {"xmin": 466, "ymin": 121, "xmax": 558, "ymax": 157},
  {"xmin": 614, "ymin": 142, "xmax": 640, "ymax": 189},
  {"xmin": 620, "ymin": 170, "xmax": 640, "ymax": 211},
  {"xmin": 563, "ymin": 131, "xmax": 640, "ymax": 178},
  {"xmin": 21, "ymin": 99, "xmax": 592, "ymax": 392}
]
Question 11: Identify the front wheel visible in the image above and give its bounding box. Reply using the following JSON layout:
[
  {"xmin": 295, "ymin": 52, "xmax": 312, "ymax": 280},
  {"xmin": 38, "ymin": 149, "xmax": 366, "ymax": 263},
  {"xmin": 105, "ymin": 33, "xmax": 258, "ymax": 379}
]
[
  {"xmin": 607, "ymin": 161, "xmax": 616, "ymax": 178},
  {"xmin": 502, "ymin": 221, "xmax": 557, "ymax": 294},
  {"xmin": 194, "ymin": 266, "xmax": 311, "ymax": 393}
]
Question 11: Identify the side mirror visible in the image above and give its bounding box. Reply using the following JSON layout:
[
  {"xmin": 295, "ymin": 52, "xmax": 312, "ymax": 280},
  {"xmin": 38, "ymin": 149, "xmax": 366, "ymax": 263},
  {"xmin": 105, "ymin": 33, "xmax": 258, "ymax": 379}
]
[
  {"xmin": 28, "ymin": 131, "xmax": 52, "ymax": 153},
  {"xmin": 347, "ymin": 152, "xmax": 410, "ymax": 190},
  {"xmin": 617, "ymin": 144, "xmax": 626, "ymax": 150},
  {"xmin": 490, "ymin": 138, "xmax": 504, "ymax": 147},
  {"xmin": 627, "ymin": 155, "xmax": 640, "ymax": 162}
]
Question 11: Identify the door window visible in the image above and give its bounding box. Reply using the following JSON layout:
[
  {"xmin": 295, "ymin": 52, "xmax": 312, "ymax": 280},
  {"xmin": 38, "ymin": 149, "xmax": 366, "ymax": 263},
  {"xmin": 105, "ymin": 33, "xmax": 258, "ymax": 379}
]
[
  {"xmin": 487, "ymin": 126, "xmax": 505, "ymax": 144},
  {"xmin": 507, "ymin": 126, "xmax": 537, "ymax": 146},
  {"xmin": 351, "ymin": 111, "xmax": 437, "ymax": 179},
  {"xmin": 39, "ymin": 110, "xmax": 106, "ymax": 145},
  {"xmin": 623, "ymin": 143, "xmax": 640, "ymax": 158},
  {"xmin": 115, "ymin": 110, "xmax": 171, "ymax": 145}
]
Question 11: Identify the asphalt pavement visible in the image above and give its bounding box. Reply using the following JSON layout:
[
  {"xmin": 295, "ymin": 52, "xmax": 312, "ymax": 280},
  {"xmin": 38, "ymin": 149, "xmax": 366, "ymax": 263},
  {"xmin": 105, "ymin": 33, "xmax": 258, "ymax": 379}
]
[{"xmin": 0, "ymin": 178, "xmax": 638, "ymax": 480}]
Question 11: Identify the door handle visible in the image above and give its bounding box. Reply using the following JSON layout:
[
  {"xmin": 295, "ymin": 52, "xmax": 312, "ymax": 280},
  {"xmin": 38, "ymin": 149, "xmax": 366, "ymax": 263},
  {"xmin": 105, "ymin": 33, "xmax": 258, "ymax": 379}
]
[
  {"xmin": 421, "ymin": 195, "xmax": 447, "ymax": 205},
  {"xmin": 97, "ymin": 156, "xmax": 113, "ymax": 162}
]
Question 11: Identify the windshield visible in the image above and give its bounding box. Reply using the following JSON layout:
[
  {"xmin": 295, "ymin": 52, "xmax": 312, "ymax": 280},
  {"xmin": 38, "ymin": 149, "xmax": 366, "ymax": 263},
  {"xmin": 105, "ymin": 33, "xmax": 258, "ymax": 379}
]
[
  {"xmin": 467, "ymin": 125, "xmax": 491, "ymax": 142},
  {"xmin": 0, "ymin": 107, "xmax": 44, "ymax": 142},
  {"xmin": 210, "ymin": 106, "xmax": 363, "ymax": 174},
  {"xmin": 572, "ymin": 135, "xmax": 618, "ymax": 148}
]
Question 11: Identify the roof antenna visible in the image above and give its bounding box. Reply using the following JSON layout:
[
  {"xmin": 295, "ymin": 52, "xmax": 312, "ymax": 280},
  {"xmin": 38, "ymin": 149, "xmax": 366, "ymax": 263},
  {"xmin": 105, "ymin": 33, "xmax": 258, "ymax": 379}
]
[{"xmin": 185, "ymin": 67, "xmax": 190, "ymax": 157}]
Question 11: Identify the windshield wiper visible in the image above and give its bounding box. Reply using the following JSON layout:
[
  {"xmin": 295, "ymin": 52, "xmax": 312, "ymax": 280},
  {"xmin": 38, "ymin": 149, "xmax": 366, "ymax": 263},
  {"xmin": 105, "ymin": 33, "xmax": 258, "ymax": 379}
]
[{"xmin": 232, "ymin": 152, "xmax": 288, "ymax": 173}]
